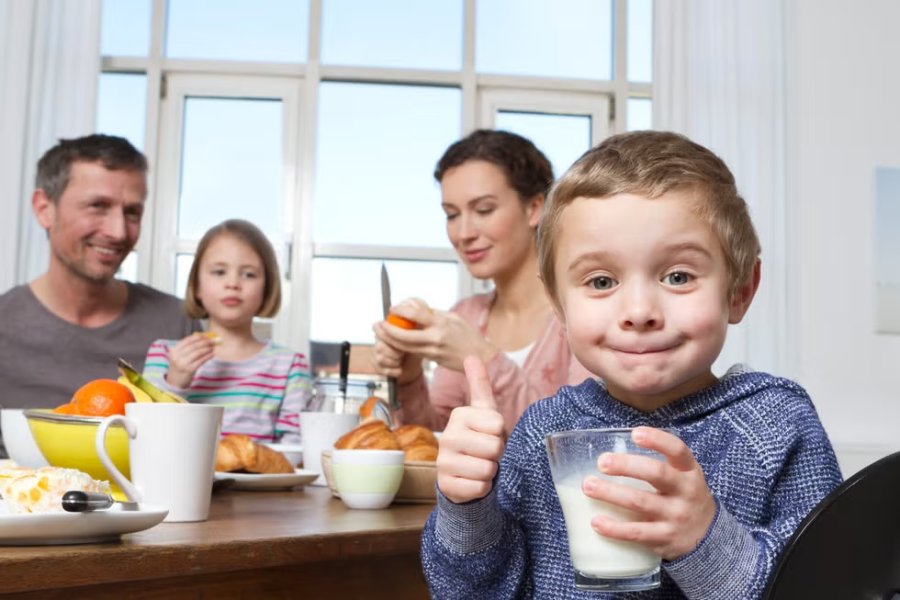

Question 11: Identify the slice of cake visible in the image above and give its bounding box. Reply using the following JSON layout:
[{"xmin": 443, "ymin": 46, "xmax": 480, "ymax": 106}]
[{"xmin": 1, "ymin": 467, "xmax": 111, "ymax": 514}]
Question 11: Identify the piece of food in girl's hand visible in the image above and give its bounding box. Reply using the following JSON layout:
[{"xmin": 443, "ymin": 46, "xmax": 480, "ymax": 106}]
[{"xmin": 200, "ymin": 331, "xmax": 222, "ymax": 344}]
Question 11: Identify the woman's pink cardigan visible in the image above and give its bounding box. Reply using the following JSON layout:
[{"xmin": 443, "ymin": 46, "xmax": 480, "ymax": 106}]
[{"xmin": 395, "ymin": 293, "xmax": 594, "ymax": 435}]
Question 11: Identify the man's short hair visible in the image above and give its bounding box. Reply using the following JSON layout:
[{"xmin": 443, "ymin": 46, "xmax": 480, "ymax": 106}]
[{"xmin": 35, "ymin": 134, "xmax": 148, "ymax": 203}]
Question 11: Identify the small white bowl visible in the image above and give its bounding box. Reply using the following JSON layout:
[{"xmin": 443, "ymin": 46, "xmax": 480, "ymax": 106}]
[
  {"xmin": 260, "ymin": 442, "xmax": 303, "ymax": 468},
  {"xmin": 331, "ymin": 449, "xmax": 404, "ymax": 509},
  {"xmin": 1, "ymin": 409, "xmax": 49, "ymax": 468}
]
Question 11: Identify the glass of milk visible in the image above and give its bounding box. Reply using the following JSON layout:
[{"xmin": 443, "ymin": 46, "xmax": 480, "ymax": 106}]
[{"xmin": 545, "ymin": 428, "xmax": 666, "ymax": 592}]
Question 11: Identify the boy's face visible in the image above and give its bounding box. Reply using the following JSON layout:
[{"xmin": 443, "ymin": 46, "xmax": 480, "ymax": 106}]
[{"xmin": 552, "ymin": 190, "xmax": 754, "ymax": 412}]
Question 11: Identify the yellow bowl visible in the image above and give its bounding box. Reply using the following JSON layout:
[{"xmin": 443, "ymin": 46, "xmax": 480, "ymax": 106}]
[{"xmin": 23, "ymin": 409, "xmax": 130, "ymax": 500}]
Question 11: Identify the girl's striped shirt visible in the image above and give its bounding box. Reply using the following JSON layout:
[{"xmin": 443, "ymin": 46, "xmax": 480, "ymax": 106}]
[{"xmin": 143, "ymin": 339, "xmax": 311, "ymax": 444}]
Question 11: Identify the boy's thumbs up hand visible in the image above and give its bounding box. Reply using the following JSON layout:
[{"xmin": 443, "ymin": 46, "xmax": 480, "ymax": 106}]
[{"xmin": 436, "ymin": 356, "xmax": 507, "ymax": 504}]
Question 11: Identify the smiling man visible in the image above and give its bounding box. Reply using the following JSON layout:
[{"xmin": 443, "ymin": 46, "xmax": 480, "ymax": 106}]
[{"xmin": 0, "ymin": 135, "xmax": 200, "ymax": 415}]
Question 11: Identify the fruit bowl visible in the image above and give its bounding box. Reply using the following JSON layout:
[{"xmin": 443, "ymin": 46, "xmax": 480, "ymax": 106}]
[{"xmin": 23, "ymin": 409, "xmax": 130, "ymax": 499}]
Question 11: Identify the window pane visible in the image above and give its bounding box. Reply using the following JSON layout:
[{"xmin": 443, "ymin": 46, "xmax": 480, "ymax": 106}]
[
  {"xmin": 314, "ymin": 82, "xmax": 460, "ymax": 247},
  {"xmin": 175, "ymin": 254, "xmax": 193, "ymax": 297},
  {"xmin": 627, "ymin": 0, "xmax": 653, "ymax": 82},
  {"xmin": 494, "ymin": 112, "xmax": 592, "ymax": 179},
  {"xmin": 322, "ymin": 0, "xmax": 462, "ymax": 70},
  {"xmin": 311, "ymin": 258, "xmax": 458, "ymax": 343},
  {"xmin": 97, "ymin": 73, "xmax": 147, "ymax": 150},
  {"xmin": 476, "ymin": 0, "xmax": 613, "ymax": 80},
  {"xmin": 100, "ymin": 0, "xmax": 151, "ymax": 57},
  {"xmin": 178, "ymin": 97, "xmax": 284, "ymax": 241},
  {"xmin": 166, "ymin": 0, "xmax": 309, "ymax": 62},
  {"xmin": 627, "ymin": 98, "xmax": 652, "ymax": 131},
  {"xmin": 117, "ymin": 251, "xmax": 139, "ymax": 283}
]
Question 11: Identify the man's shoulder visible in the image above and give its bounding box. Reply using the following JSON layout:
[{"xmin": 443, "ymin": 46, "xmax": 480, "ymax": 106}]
[
  {"xmin": 125, "ymin": 281, "xmax": 187, "ymax": 317},
  {"xmin": 126, "ymin": 281, "xmax": 182, "ymax": 305},
  {"xmin": 0, "ymin": 284, "xmax": 32, "ymax": 306}
]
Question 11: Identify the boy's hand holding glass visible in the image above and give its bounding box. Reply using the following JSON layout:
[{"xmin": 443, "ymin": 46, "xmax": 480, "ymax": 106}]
[
  {"xmin": 585, "ymin": 426, "xmax": 716, "ymax": 561},
  {"xmin": 436, "ymin": 356, "xmax": 505, "ymax": 504},
  {"xmin": 165, "ymin": 332, "xmax": 217, "ymax": 389}
]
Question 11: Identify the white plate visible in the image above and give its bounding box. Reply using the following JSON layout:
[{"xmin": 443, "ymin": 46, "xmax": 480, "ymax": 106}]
[
  {"xmin": 0, "ymin": 502, "xmax": 168, "ymax": 545},
  {"xmin": 214, "ymin": 469, "xmax": 318, "ymax": 491}
]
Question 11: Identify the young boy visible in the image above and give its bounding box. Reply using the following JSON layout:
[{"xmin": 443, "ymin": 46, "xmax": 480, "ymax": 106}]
[{"xmin": 421, "ymin": 131, "xmax": 842, "ymax": 599}]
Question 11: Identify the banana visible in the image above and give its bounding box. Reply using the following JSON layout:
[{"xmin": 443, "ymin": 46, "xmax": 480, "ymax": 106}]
[
  {"xmin": 117, "ymin": 376, "xmax": 153, "ymax": 403},
  {"xmin": 117, "ymin": 359, "xmax": 187, "ymax": 404}
]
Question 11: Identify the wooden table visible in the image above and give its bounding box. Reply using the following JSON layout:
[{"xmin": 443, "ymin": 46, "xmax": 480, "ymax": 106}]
[{"xmin": 0, "ymin": 486, "xmax": 434, "ymax": 599}]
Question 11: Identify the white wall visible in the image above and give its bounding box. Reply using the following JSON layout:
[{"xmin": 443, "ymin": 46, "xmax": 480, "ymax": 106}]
[{"xmin": 786, "ymin": 0, "xmax": 900, "ymax": 474}]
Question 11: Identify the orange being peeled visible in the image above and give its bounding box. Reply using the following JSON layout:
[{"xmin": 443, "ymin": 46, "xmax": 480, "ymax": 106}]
[
  {"xmin": 386, "ymin": 313, "xmax": 417, "ymax": 330},
  {"xmin": 68, "ymin": 379, "xmax": 135, "ymax": 417}
]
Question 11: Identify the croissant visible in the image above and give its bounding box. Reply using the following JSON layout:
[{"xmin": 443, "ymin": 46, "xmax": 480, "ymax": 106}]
[
  {"xmin": 334, "ymin": 420, "xmax": 401, "ymax": 450},
  {"xmin": 402, "ymin": 443, "xmax": 438, "ymax": 462},
  {"xmin": 215, "ymin": 434, "xmax": 294, "ymax": 474},
  {"xmin": 394, "ymin": 424, "xmax": 438, "ymax": 450}
]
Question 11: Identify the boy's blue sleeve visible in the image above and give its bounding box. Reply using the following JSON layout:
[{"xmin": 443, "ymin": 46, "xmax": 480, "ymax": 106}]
[
  {"xmin": 421, "ymin": 488, "xmax": 531, "ymax": 599},
  {"xmin": 664, "ymin": 410, "xmax": 843, "ymax": 599}
]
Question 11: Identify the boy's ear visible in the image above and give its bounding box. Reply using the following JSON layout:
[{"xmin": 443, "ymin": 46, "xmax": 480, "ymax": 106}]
[
  {"xmin": 728, "ymin": 259, "xmax": 761, "ymax": 324},
  {"xmin": 539, "ymin": 273, "xmax": 567, "ymax": 329},
  {"xmin": 527, "ymin": 194, "xmax": 545, "ymax": 229}
]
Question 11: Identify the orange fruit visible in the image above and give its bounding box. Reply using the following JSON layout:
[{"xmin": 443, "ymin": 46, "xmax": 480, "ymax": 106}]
[
  {"xmin": 71, "ymin": 379, "xmax": 135, "ymax": 417},
  {"xmin": 386, "ymin": 313, "xmax": 417, "ymax": 330},
  {"xmin": 52, "ymin": 402, "xmax": 78, "ymax": 415}
]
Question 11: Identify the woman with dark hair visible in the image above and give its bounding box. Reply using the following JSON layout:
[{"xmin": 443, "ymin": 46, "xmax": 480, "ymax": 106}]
[{"xmin": 372, "ymin": 129, "xmax": 591, "ymax": 435}]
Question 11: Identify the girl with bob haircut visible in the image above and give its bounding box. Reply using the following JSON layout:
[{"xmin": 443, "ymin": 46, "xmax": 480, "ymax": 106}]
[{"xmin": 143, "ymin": 219, "xmax": 311, "ymax": 443}]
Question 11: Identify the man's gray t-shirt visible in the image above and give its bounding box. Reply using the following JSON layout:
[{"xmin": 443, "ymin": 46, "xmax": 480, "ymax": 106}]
[{"xmin": 0, "ymin": 282, "xmax": 200, "ymax": 410}]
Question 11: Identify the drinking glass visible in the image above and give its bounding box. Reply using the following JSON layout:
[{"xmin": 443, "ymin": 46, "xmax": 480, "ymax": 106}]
[{"xmin": 545, "ymin": 428, "xmax": 665, "ymax": 592}]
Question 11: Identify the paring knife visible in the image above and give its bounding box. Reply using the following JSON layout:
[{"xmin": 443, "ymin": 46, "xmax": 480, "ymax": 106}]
[
  {"xmin": 337, "ymin": 340, "xmax": 351, "ymax": 414},
  {"xmin": 380, "ymin": 263, "xmax": 400, "ymax": 410}
]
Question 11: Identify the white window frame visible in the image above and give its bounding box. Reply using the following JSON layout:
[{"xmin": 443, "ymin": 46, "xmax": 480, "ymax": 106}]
[
  {"xmin": 99, "ymin": 0, "xmax": 650, "ymax": 347},
  {"xmin": 153, "ymin": 72, "xmax": 303, "ymax": 346}
]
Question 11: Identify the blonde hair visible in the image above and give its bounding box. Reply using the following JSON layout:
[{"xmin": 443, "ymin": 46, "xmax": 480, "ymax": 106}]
[
  {"xmin": 184, "ymin": 219, "xmax": 282, "ymax": 319},
  {"xmin": 538, "ymin": 130, "xmax": 760, "ymax": 303}
]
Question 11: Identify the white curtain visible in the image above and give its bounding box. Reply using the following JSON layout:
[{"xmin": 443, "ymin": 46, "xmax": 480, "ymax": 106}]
[
  {"xmin": 654, "ymin": 0, "xmax": 787, "ymax": 375},
  {"xmin": 0, "ymin": 0, "xmax": 101, "ymax": 292}
]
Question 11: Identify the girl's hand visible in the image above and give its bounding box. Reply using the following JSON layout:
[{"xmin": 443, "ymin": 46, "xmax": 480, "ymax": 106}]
[
  {"xmin": 436, "ymin": 356, "xmax": 506, "ymax": 504},
  {"xmin": 372, "ymin": 299, "xmax": 497, "ymax": 374},
  {"xmin": 165, "ymin": 332, "xmax": 217, "ymax": 389},
  {"xmin": 582, "ymin": 426, "xmax": 717, "ymax": 561}
]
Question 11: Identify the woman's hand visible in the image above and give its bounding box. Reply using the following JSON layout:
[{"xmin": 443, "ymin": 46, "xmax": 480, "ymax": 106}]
[
  {"xmin": 372, "ymin": 298, "xmax": 498, "ymax": 375},
  {"xmin": 582, "ymin": 426, "xmax": 717, "ymax": 561},
  {"xmin": 164, "ymin": 333, "xmax": 217, "ymax": 389},
  {"xmin": 370, "ymin": 334, "xmax": 424, "ymax": 384}
]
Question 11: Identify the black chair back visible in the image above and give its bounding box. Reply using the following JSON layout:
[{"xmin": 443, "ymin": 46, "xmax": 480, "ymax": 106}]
[{"xmin": 763, "ymin": 451, "xmax": 900, "ymax": 599}]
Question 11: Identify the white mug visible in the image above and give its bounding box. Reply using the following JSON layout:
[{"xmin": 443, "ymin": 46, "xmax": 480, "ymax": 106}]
[
  {"xmin": 299, "ymin": 412, "xmax": 359, "ymax": 485},
  {"xmin": 95, "ymin": 403, "xmax": 223, "ymax": 522}
]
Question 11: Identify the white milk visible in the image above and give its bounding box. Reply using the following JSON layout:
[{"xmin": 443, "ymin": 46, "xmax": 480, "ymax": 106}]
[{"xmin": 554, "ymin": 481, "xmax": 659, "ymax": 578}]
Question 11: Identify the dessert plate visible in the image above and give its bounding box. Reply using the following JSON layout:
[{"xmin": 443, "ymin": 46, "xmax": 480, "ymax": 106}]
[
  {"xmin": 0, "ymin": 502, "xmax": 168, "ymax": 545},
  {"xmin": 214, "ymin": 469, "xmax": 318, "ymax": 491}
]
